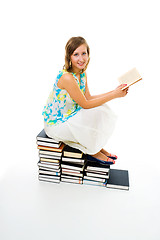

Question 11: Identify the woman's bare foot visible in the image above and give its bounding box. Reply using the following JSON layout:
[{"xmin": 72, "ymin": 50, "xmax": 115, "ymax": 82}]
[
  {"xmin": 100, "ymin": 148, "xmax": 117, "ymax": 159},
  {"xmin": 91, "ymin": 151, "xmax": 115, "ymax": 164}
]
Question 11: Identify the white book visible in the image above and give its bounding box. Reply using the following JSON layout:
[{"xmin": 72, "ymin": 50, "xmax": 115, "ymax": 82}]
[
  {"xmin": 39, "ymin": 167, "xmax": 61, "ymax": 172},
  {"xmin": 62, "ymin": 169, "xmax": 83, "ymax": 177},
  {"xmin": 86, "ymin": 172, "xmax": 109, "ymax": 179},
  {"xmin": 36, "ymin": 129, "xmax": 60, "ymax": 143},
  {"xmin": 40, "ymin": 157, "xmax": 60, "ymax": 163},
  {"xmin": 83, "ymin": 175, "xmax": 106, "ymax": 183},
  {"xmin": 39, "ymin": 150, "xmax": 62, "ymax": 157},
  {"xmin": 118, "ymin": 67, "xmax": 142, "ymax": 90},
  {"xmin": 38, "ymin": 177, "xmax": 60, "ymax": 183},
  {"xmin": 37, "ymin": 141, "xmax": 61, "ymax": 148},
  {"xmin": 61, "ymin": 178, "xmax": 82, "ymax": 184},
  {"xmin": 83, "ymin": 179, "xmax": 107, "ymax": 187},
  {"xmin": 61, "ymin": 174, "xmax": 82, "ymax": 180},
  {"xmin": 38, "ymin": 170, "xmax": 60, "ymax": 176},
  {"xmin": 37, "ymin": 161, "xmax": 60, "ymax": 170},
  {"xmin": 39, "ymin": 154, "xmax": 61, "ymax": 160},
  {"xmin": 62, "ymin": 157, "xmax": 84, "ymax": 164}
]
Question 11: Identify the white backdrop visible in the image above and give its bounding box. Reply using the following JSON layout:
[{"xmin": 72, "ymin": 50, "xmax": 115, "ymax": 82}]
[{"xmin": 1, "ymin": 1, "xmax": 160, "ymax": 240}]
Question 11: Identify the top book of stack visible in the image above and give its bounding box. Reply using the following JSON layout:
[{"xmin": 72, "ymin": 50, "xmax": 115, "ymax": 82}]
[{"xmin": 36, "ymin": 129, "xmax": 61, "ymax": 148}]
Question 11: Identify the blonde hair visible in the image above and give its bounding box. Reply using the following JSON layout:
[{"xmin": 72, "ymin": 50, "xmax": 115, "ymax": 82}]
[{"xmin": 63, "ymin": 36, "xmax": 90, "ymax": 73}]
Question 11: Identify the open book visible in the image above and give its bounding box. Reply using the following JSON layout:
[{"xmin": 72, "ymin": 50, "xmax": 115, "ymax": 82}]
[{"xmin": 118, "ymin": 68, "xmax": 142, "ymax": 90}]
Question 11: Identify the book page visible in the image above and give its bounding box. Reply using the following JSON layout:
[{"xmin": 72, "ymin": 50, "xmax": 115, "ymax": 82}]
[{"xmin": 118, "ymin": 68, "xmax": 142, "ymax": 90}]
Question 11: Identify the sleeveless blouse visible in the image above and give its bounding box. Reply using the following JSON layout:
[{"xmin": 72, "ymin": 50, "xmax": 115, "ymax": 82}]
[{"xmin": 42, "ymin": 69, "xmax": 86, "ymax": 126}]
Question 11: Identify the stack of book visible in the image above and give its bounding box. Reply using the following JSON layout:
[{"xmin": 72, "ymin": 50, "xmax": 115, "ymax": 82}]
[
  {"xmin": 36, "ymin": 129, "xmax": 129, "ymax": 190},
  {"xmin": 83, "ymin": 160, "xmax": 110, "ymax": 187},
  {"xmin": 60, "ymin": 145, "xmax": 85, "ymax": 185},
  {"xmin": 36, "ymin": 129, "xmax": 64, "ymax": 184}
]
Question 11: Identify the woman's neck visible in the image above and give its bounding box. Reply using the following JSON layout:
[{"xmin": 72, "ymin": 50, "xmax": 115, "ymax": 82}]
[{"xmin": 70, "ymin": 67, "xmax": 82, "ymax": 75}]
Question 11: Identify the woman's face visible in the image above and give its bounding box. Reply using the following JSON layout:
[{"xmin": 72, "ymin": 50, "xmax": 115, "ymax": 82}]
[{"xmin": 70, "ymin": 44, "xmax": 89, "ymax": 73}]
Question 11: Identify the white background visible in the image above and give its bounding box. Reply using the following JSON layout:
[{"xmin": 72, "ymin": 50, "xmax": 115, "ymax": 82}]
[{"xmin": 0, "ymin": 0, "xmax": 160, "ymax": 239}]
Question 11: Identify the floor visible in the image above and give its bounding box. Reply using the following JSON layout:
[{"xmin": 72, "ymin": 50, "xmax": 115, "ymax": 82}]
[{"xmin": 1, "ymin": 104, "xmax": 160, "ymax": 240}]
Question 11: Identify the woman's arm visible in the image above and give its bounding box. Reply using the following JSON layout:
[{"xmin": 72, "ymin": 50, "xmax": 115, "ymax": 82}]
[{"xmin": 58, "ymin": 73, "xmax": 128, "ymax": 109}]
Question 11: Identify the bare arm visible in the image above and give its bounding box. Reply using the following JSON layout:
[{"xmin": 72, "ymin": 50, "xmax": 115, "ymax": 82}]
[{"xmin": 58, "ymin": 73, "xmax": 128, "ymax": 109}]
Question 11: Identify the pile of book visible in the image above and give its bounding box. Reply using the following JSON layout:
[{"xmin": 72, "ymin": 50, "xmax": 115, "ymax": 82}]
[
  {"xmin": 83, "ymin": 160, "xmax": 110, "ymax": 187},
  {"xmin": 36, "ymin": 129, "xmax": 64, "ymax": 184},
  {"xmin": 36, "ymin": 129, "xmax": 129, "ymax": 190},
  {"xmin": 83, "ymin": 160, "xmax": 129, "ymax": 190},
  {"xmin": 61, "ymin": 145, "xmax": 85, "ymax": 185}
]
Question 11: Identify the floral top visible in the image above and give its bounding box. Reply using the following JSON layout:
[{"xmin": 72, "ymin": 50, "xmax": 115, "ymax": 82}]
[{"xmin": 42, "ymin": 69, "xmax": 86, "ymax": 126}]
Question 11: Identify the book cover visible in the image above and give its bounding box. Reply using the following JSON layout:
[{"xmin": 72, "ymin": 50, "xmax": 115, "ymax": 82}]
[
  {"xmin": 38, "ymin": 177, "xmax": 60, "ymax": 184},
  {"xmin": 37, "ymin": 143, "xmax": 65, "ymax": 152},
  {"xmin": 36, "ymin": 129, "xmax": 60, "ymax": 143},
  {"xmin": 39, "ymin": 150, "xmax": 62, "ymax": 157},
  {"xmin": 40, "ymin": 157, "xmax": 60, "ymax": 163},
  {"xmin": 37, "ymin": 141, "xmax": 61, "ymax": 148},
  {"xmin": 86, "ymin": 171, "xmax": 109, "ymax": 179},
  {"xmin": 83, "ymin": 179, "xmax": 107, "ymax": 187},
  {"xmin": 85, "ymin": 160, "xmax": 110, "ymax": 173},
  {"xmin": 106, "ymin": 169, "xmax": 129, "ymax": 190},
  {"xmin": 61, "ymin": 162, "xmax": 84, "ymax": 171},
  {"xmin": 39, "ymin": 153, "xmax": 61, "ymax": 159},
  {"xmin": 61, "ymin": 174, "xmax": 82, "ymax": 180},
  {"xmin": 62, "ymin": 156, "xmax": 85, "ymax": 164},
  {"xmin": 63, "ymin": 145, "xmax": 83, "ymax": 158},
  {"xmin": 61, "ymin": 169, "xmax": 83, "ymax": 177},
  {"xmin": 61, "ymin": 178, "xmax": 83, "ymax": 184},
  {"xmin": 118, "ymin": 67, "xmax": 142, "ymax": 90},
  {"xmin": 37, "ymin": 161, "xmax": 60, "ymax": 170},
  {"xmin": 38, "ymin": 170, "xmax": 61, "ymax": 176},
  {"xmin": 83, "ymin": 175, "xmax": 106, "ymax": 183},
  {"xmin": 39, "ymin": 167, "xmax": 61, "ymax": 172}
]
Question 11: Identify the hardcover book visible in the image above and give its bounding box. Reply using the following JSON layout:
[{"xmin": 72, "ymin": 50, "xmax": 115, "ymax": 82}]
[
  {"xmin": 85, "ymin": 160, "xmax": 110, "ymax": 173},
  {"xmin": 37, "ymin": 143, "xmax": 65, "ymax": 152},
  {"xmin": 61, "ymin": 178, "xmax": 83, "ymax": 184},
  {"xmin": 83, "ymin": 179, "xmax": 107, "ymax": 187},
  {"xmin": 37, "ymin": 161, "xmax": 60, "ymax": 170},
  {"xmin": 37, "ymin": 129, "xmax": 60, "ymax": 143},
  {"xmin": 62, "ymin": 156, "xmax": 85, "ymax": 164},
  {"xmin": 37, "ymin": 141, "xmax": 61, "ymax": 148},
  {"xmin": 83, "ymin": 175, "xmax": 106, "ymax": 183},
  {"xmin": 39, "ymin": 152, "xmax": 62, "ymax": 158},
  {"xmin": 86, "ymin": 171, "xmax": 109, "ymax": 179},
  {"xmin": 61, "ymin": 163, "xmax": 84, "ymax": 171},
  {"xmin": 40, "ymin": 157, "xmax": 60, "ymax": 163},
  {"xmin": 38, "ymin": 169, "xmax": 61, "ymax": 176},
  {"xmin": 38, "ymin": 176, "xmax": 60, "ymax": 183},
  {"xmin": 63, "ymin": 145, "xmax": 83, "ymax": 158},
  {"xmin": 106, "ymin": 169, "xmax": 129, "ymax": 190}
]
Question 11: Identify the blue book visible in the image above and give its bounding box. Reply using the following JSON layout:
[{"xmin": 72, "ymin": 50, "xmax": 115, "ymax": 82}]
[{"xmin": 106, "ymin": 169, "xmax": 129, "ymax": 190}]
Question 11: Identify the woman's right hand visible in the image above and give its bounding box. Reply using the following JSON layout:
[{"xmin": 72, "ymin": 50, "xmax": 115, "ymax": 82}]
[{"xmin": 113, "ymin": 84, "xmax": 129, "ymax": 98}]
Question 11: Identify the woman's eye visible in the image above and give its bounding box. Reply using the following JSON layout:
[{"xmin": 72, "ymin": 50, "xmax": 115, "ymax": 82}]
[
  {"xmin": 83, "ymin": 52, "xmax": 86, "ymax": 55},
  {"xmin": 74, "ymin": 53, "xmax": 78, "ymax": 56}
]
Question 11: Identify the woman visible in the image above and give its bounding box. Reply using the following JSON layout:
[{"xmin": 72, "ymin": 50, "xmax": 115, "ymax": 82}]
[{"xmin": 43, "ymin": 36, "xmax": 128, "ymax": 164}]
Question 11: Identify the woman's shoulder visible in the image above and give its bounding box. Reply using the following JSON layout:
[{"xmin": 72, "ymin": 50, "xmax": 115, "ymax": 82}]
[{"xmin": 57, "ymin": 70, "xmax": 75, "ymax": 89}]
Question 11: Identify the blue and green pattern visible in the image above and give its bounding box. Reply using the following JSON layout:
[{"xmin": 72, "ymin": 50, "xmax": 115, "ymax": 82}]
[{"xmin": 42, "ymin": 69, "xmax": 86, "ymax": 126}]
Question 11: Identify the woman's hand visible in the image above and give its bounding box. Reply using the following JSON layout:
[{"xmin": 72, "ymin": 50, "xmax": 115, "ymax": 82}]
[{"xmin": 113, "ymin": 84, "xmax": 129, "ymax": 98}]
